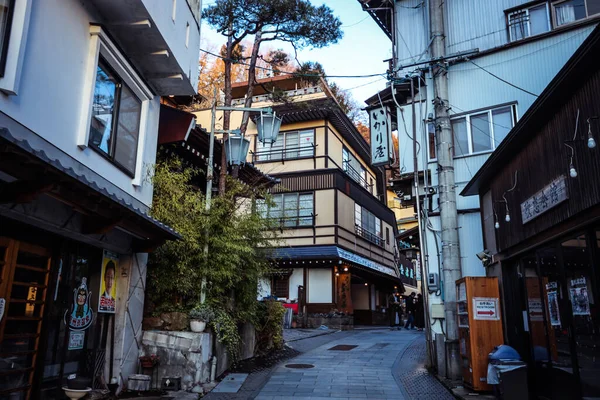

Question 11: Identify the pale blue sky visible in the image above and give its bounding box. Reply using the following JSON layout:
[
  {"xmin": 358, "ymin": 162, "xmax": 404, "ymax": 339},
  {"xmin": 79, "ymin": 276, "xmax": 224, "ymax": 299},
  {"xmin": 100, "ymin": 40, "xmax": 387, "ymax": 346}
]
[{"xmin": 200, "ymin": 0, "xmax": 392, "ymax": 105}]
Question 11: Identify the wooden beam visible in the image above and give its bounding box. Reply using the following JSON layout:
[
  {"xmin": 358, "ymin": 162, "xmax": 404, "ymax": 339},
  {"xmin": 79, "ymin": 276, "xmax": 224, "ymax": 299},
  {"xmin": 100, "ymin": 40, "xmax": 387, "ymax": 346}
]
[
  {"xmin": 0, "ymin": 180, "xmax": 55, "ymax": 204},
  {"xmin": 132, "ymin": 238, "xmax": 165, "ymax": 253},
  {"xmin": 82, "ymin": 216, "xmax": 123, "ymax": 235}
]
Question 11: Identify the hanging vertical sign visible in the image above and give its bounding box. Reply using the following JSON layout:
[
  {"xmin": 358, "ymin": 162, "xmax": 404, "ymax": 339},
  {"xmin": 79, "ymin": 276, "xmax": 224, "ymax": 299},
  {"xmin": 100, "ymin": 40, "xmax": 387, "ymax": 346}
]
[
  {"xmin": 369, "ymin": 106, "xmax": 393, "ymax": 166},
  {"xmin": 98, "ymin": 250, "xmax": 118, "ymax": 314},
  {"xmin": 546, "ymin": 282, "xmax": 561, "ymax": 326}
]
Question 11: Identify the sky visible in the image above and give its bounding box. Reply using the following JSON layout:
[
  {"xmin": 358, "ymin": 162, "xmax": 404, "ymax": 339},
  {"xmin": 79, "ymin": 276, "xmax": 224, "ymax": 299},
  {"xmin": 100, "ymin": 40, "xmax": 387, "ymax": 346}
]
[{"xmin": 200, "ymin": 0, "xmax": 393, "ymax": 105}]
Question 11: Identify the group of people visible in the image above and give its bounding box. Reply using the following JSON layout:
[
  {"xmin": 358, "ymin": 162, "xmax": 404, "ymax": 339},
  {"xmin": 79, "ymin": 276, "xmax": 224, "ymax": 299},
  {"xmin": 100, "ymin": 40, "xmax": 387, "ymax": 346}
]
[{"xmin": 388, "ymin": 291, "xmax": 424, "ymax": 330}]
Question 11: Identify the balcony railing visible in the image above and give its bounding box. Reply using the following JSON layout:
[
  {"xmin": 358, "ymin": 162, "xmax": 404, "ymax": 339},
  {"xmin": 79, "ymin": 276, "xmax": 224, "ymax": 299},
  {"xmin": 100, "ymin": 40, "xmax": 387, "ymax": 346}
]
[
  {"xmin": 252, "ymin": 144, "xmax": 316, "ymax": 163},
  {"xmin": 268, "ymin": 215, "xmax": 315, "ymax": 230},
  {"xmin": 343, "ymin": 162, "xmax": 370, "ymax": 191},
  {"xmin": 355, "ymin": 224, "xmax": 384, "ymax": 247}
]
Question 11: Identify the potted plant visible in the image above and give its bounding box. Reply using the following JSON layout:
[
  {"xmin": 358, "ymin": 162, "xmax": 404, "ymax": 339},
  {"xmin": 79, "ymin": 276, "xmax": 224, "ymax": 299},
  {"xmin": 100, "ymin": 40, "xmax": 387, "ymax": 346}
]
[{"xmin": 189, "ymin": 304, "xmax": 214, "ymax": 333}]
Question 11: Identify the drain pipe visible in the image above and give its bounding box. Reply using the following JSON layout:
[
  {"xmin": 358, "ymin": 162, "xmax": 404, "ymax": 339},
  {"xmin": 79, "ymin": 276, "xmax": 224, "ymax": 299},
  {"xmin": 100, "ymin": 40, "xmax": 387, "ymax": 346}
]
[{"xmin": 210, "ymin": 356, "xmax": 217, "ymax": 383}]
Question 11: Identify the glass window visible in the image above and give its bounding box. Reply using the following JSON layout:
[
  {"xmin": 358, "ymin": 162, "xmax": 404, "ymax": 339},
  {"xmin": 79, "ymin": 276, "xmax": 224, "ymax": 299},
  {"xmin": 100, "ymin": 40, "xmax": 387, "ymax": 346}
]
[
  {"xmin": 492, "ymin": 107, "xmax": 513, "ymax": 145},
  {"xmin": 508, "ymin": 4, "xmax": 550, "ymax": 41},
  {"xmin": 256, "ymin": 130, "xmax": 314, "ymax": 161},
  {"xmin": 258, "ymin": 193, "xmax": 313, "ymax": 227},
  {"xmin": 343, "ymin": 146, "xmax": 369, "ymax": 189},
  {"xmin": 530, "ymin": 4, "xmax": 551, "ymax": 35},
  {"xmin": 88, "ymin": 58, "xmax": 142, "ymax": 175},
  {"xmin": 554, "ymin": 0, "xmax": 587, "ymax": 26},
  {"xmin": 354, "ymin": 204, "xmax": 382, "ymax": 246},
  {"xmin": 470, "ymin": 112, "xmax": 492, "ymax": 153},
  {"xmin": 452, "ymin": 118, "xmax": 469, "ymax": 157},
  {"xmin": 0, "ymin": 0, "xmax": 14, "ymax": 76}
]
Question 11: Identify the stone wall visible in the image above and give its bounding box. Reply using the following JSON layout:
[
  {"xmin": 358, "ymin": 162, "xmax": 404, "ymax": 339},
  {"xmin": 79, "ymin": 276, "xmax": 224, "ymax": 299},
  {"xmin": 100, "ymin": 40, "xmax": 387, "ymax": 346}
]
[
  {"xmin": 306, "ymin": 316, "xmax": 354, "ymax": 330},
  {"xmin": 141, "ymin": 331, "xmax": 212, "ymax": 390}
]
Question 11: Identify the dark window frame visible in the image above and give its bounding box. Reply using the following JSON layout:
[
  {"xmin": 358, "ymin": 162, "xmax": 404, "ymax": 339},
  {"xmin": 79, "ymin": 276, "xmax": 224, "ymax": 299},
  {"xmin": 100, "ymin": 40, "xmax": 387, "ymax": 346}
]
[
  {"xmin": 88, "ymin": 56, "xmax": 142, "ymax": 177},
  {"xmin": 272, "ymin": 275, "xmax": 290, "ymax": 298},
  {"xmin": 254, "ymin": 128, "xmax": 315, "ymax": 163},
  {"xmin": 0, "ymin": 0, "xmax": 16, "ymax": 77},
  {"xmin": 257, "ymin": 191, "xmax": 315, "ymax": 229}
]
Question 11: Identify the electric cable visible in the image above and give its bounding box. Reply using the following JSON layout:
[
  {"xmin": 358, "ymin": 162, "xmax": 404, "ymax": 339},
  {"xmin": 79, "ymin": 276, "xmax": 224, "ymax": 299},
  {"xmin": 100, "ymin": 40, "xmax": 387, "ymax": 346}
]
[{"xmin": 469, "ymin": 60, "xmax": 538, "ymax": 97}]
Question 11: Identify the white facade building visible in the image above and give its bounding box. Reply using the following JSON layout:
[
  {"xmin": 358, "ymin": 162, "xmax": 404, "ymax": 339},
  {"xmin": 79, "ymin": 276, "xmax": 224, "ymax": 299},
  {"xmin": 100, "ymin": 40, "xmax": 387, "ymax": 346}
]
[
  {"xmin": 0, "ymin": 0, "xmax": 200, "ymax": 397},
  {"xmin": 361, "ymin": 0, "xmax": 599, "ymax": 337}
]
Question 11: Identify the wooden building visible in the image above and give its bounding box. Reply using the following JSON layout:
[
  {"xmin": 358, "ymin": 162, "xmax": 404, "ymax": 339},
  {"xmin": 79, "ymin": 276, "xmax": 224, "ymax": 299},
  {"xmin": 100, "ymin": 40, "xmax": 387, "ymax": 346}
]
[
  {"xmin": 195, "ymin": 76, "xmax": 406, "ymax": 326},
  {"xmin": 462, "ymin": 25, "xmax": 600, "ymax": 399}
]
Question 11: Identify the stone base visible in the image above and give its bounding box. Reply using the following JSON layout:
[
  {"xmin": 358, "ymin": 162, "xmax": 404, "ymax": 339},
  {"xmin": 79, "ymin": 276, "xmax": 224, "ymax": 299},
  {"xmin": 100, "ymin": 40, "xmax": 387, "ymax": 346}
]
[
  {"xmin": 306, "ymin": 316, "xmax": 353, "ymax": 330},
  {"xmin": 141, "ymin": 331, "xmax": 212, "ymax": 390}
]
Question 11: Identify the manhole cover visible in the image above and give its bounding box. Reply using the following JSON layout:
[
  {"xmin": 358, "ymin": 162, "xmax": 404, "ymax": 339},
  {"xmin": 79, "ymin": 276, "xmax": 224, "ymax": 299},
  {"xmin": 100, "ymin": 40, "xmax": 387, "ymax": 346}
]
[
  {"xmin": 328, "ymin": 344, "xmax": 358, "ymax": 351},
  {"xmin": 285, "ymin": 364, "xmax": 314, "ymax": 369}
]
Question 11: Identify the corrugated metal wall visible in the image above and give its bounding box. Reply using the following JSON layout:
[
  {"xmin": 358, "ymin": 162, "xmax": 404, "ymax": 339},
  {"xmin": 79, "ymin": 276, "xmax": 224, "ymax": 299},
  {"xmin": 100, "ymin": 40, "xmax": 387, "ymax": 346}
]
[{"xmin": 395, "ymin": 0, "xmax": 429, "ymax": 69}]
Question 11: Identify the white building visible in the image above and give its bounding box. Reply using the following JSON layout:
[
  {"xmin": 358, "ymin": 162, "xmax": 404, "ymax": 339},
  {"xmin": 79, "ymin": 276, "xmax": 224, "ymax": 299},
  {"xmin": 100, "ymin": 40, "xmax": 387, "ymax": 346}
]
[
  {"xmin": 0, "ymin": 0, "xmax": 200, "ymax": 397},
  {"xmin": 361, "ymin": 0, "xmax": 599, "ymax": 369}
]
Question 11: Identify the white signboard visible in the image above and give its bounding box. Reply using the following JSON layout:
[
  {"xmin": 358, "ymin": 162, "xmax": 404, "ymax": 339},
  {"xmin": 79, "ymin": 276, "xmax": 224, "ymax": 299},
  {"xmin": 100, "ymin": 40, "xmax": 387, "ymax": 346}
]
[
  {"xmin": 68, "ymin": 331, "xmax": 85, "ymax": 350},
  {"xmin": 473, "ymin": 297, "xmax": 500, "ymax": 320},
  {"xmin": 369, "ymin": 107, "xmax": 393, "ymax": 166},
  {"xmin": 520, "ymin": 175, "xmax": 568, "ymax": 224},
  {"xmin": 528, "ymin": 299, "xmax": 543, "ymax": 322}
]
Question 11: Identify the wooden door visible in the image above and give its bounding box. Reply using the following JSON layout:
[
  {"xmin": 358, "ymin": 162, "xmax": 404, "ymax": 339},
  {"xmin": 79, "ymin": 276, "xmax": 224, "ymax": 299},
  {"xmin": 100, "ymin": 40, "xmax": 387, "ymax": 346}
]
[{"xmin": 0, "ymin": 238, "xmax": 51, "ymax": 400}]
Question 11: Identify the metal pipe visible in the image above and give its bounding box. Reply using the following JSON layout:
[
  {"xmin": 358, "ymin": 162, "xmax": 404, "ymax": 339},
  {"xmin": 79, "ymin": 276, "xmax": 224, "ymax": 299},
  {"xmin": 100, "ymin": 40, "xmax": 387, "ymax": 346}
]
[{"xmin": 210, "ymin": 356, "xmax": 218, "ymax": 383}]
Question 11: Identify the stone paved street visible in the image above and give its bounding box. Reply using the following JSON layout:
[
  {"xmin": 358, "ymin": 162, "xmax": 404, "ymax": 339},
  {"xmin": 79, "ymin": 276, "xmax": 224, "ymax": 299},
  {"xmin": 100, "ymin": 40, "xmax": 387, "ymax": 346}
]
[{"xmin": 252, "ymin": 329, "xmax": 454, "ymax": 400}]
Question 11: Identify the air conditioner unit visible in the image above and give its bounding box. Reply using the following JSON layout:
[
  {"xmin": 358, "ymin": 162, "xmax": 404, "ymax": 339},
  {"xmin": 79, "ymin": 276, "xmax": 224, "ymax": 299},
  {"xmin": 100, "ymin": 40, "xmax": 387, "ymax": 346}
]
[{"xmin": 412, "ymin": 186, "xmax": 437, "ymax": 197}]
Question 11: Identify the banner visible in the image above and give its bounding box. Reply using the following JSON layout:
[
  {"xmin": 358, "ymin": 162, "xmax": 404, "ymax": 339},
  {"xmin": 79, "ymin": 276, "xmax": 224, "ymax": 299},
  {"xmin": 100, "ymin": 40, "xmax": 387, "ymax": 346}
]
[
  {"xmin": 98, "ymin": 250, "xmax": 118, "ymax": 314},
  {"xmin": 369, "ymin": 107, "xmax": 393, "ymax": 166}
]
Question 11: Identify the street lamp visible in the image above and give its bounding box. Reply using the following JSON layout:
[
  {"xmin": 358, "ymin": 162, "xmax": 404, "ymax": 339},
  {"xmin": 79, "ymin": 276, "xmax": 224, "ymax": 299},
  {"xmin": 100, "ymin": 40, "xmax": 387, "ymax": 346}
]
[
  {"xmin": 224, "ymin": 132, "xmax": 251, "ymax": 165},
  {"xmin": 256, "ymin": 111, "xmax": 283, "ymax": 145}
]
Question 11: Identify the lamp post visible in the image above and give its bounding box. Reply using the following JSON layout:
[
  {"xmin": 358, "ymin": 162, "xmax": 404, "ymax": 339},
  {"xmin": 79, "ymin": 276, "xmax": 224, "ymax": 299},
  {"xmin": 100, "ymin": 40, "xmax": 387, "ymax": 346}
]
[{"xmin": 200, "ymin": 97, "xmax": 282, "ymax": 304}]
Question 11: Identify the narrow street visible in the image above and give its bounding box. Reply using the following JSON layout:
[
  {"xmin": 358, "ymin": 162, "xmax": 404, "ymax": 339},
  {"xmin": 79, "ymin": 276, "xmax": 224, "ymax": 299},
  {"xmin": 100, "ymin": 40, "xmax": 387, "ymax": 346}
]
[{"xmin": 205, "ymin": 328, "xmax": 454, "ymax": 400}]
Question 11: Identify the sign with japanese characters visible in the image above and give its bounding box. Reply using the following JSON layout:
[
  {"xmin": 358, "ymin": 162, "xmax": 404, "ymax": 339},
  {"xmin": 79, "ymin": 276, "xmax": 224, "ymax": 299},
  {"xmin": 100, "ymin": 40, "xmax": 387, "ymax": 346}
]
[
  {"xmin": 473, "ymin": 297, "xmax": 500, "ymax": 320},
  {"xmin": 369, "ymin": 107, "xmax": 393, "ymax": 166},
  {"xmin": 68, "ymin": 331, "xmax": 85, "ymax": 350},
  {"xmin": 98, "ymin": 250, "xmax": 118, "ymax": 314},
  {"xmin": 520, "ymin": 175, "xmax": 568, "ymax": 224},
  {"xmin": 337, "ymin": 248, "xmax": 398, "ymax": 277}
]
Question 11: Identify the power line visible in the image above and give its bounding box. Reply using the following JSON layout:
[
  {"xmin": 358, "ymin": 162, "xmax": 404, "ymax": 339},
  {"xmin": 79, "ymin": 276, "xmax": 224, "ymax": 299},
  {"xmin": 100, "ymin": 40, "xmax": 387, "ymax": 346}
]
[
  {"xmin": 469, "ymin": 60, "xmax": 539, "ymax": 97},
  {"xmin": 342, "ymin": 15, "xmax": 370, "ymax": 28},
  {"xmin": 199, "ymin": 48, "xmax": 387, "ymax": 79}
]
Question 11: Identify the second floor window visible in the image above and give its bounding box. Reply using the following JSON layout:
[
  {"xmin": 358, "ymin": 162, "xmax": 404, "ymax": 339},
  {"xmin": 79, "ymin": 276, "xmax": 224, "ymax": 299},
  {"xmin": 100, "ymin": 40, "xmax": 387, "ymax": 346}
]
[
  {"xmin": 0, "ymin": 0, "xmax": 14, "ymax": 77},
  {"xmin": 256, "ymin": 129, "xmax": 314, "ymax": 161},
  {"xmin": 342, "ymin": 148, "xmax": 368, "ymax": 190},
  {"xmin": 508, "ymin": 3, "xmax": 550, "ymax": 41},
  {"xmin": 554, "ymin": 0, "xmax": 600, "ymax": 26},
  {"xmin": 89, "ymin": 58, "xmax": 142, "ymax": 176},
  {"xmin": 452, "ymin": 105, "xmax": 515, "ymax": 158},
  {"xmin": 354, "ymin": 204, "xmax": 383, "ymax": 246},
  {"xmin": 258, "ymin": 192, "xmax": 314, "ymax": 227}
]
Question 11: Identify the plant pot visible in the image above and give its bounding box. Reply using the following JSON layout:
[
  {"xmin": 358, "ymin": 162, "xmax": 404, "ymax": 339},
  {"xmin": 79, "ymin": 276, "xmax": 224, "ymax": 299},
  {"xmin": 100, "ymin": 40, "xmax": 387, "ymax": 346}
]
[{"xmin": 190, "ymin": 319, "xmax": 206, "ymax": 333}]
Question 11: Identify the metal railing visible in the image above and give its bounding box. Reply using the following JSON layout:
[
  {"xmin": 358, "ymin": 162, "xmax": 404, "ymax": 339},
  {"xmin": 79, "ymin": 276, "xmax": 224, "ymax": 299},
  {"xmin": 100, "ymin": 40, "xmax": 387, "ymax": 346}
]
[
  {"xmin": 252, "ymin": 144, "xmax": 316, "ymax": 163},
  {"xmin": 343, "ymin": 161, "xmax": 370, "ymax": 191},
  {"xmin": 355, "ymin": 224, "xmax": 384, "ymax": 247}
]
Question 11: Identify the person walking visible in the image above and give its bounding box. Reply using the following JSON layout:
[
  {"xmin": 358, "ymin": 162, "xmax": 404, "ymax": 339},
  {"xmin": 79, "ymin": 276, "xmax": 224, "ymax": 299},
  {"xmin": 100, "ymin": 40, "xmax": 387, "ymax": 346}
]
[
  {"xmin": 404, "ymin": 292, "xmax": 416, "ymax": 329},
  {"xmin": 415, "ymin": 293, "xmax": 425, "ymax": 331},
  {"xmin": 388, "ymin": 291, "xmax": 403, "ymax": 330}
]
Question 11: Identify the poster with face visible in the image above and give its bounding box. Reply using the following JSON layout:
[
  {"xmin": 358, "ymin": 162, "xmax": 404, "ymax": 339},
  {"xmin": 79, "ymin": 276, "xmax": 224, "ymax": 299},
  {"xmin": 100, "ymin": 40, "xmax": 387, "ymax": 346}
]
[{"xmin": 98, "ymin": 250, "xmax": 118, "ymax": 313}]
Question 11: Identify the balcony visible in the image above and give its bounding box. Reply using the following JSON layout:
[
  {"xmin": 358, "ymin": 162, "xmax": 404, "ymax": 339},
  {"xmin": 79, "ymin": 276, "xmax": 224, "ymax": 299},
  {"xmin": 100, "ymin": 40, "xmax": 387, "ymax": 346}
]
[
  {"xmin": 88, "ymin": 0, "xmax": 200, "ymax": 95},
  {"xmin": 343, "ymin": 162, "xmax": 371, "ymax": 192},
  {"xmin": 252, "ymin": 145, "xmax": 316, "ymax": 163},
  {"xmin": 355, "ymin": 224, "xmax": 384, "ymax": 247}
]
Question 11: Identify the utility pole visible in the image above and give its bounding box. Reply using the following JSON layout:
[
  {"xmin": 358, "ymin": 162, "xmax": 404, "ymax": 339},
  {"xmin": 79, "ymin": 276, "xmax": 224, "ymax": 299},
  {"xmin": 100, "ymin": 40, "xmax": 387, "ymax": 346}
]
[{"xmin": 430, "ymin": 0, "xmax": 462, "ymax": 380}]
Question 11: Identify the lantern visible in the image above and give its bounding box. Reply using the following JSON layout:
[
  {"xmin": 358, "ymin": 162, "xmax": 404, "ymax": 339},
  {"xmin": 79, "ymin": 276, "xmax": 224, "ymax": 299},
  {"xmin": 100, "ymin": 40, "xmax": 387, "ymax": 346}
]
[
  {"xmin": 256, "ymin": 111, "xmax": 282, "ymax": 145},
  {"xmin": 225, "ymin": 134, "xmax": 250, "ymax": 165}
]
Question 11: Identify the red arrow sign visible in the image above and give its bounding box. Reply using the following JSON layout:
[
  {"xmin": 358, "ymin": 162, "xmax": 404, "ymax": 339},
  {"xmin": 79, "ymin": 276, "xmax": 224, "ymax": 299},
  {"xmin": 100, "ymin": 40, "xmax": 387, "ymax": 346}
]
[{"xmin": 477, "ymin": 310, "xmax": 494, "ymax": 316}]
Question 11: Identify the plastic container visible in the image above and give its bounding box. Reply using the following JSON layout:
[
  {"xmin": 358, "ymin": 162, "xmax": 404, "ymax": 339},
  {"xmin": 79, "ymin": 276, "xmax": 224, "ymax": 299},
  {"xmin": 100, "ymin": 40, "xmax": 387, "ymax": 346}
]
[{"xmin": 487, "ymin": 345, "xmax": 528, "ymax": 400}]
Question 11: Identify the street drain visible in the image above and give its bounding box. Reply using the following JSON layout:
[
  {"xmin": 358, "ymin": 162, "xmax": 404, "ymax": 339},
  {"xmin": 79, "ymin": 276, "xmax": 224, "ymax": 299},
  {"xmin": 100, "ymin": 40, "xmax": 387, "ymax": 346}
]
[
  {"xmin": 328, "ymin": 344, "xmax": 358, "ymax": 351},
  {"xmin": 285, "ymin": 364, "xmax": 314, "ymax": 369}
]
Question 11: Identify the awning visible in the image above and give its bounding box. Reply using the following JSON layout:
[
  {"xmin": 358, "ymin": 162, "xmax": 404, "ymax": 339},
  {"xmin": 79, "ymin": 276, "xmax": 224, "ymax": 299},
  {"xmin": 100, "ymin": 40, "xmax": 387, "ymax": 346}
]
[{"xmin": 0, "ymin": 113, "xmax": 180, "ymax": 250}]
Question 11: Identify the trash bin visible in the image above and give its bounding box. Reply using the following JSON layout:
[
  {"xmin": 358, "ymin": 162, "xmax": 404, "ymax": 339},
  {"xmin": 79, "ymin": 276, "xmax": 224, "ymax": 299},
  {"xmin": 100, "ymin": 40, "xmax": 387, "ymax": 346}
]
[{"xmin": 488, "ymin": 345, "xmax": 528, "ymax": 400}]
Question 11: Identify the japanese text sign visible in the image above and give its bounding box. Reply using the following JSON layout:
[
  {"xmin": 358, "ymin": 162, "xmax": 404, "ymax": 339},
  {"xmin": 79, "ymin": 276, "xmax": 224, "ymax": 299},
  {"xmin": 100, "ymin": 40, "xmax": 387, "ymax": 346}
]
[
  {"xmin": 520, "ymin": 175, "xmax": 568, "ymax": 224},
  {"xmin": 473, "ymin": 297, "xmax": 500, "ymax": 320},
  {"xmin": 369, "ymin": 107, "xmax": 393, "ymax": 166}
]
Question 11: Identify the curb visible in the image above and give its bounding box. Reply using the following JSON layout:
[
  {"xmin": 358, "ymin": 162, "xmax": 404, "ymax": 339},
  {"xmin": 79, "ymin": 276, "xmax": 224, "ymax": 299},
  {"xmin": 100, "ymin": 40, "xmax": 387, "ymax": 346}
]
[{"xmin": 283, "ymin": 329, "xmax": 340, "ymax": 343}]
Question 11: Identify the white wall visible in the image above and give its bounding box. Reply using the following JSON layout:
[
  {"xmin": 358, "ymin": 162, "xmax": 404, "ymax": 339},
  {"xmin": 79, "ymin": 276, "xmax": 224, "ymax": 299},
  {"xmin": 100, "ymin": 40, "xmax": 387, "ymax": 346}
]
[
  {"xmin": 308, "ymin": 268, "xmax": 332, "ymax": 303},
  {"xmin": 143, "ymin": 0, "xmax": 200, "ymax": 90},
  {"xmin": 0, "ymin": 0, "xmax": 201, "ymax": 208},
  {"xmin": 288, "ymin": 268, "xmax": 304, "ymax": 301},
  {"xmin": 351, "ymin": 284, "xmax": 369, "ymax": 310}
]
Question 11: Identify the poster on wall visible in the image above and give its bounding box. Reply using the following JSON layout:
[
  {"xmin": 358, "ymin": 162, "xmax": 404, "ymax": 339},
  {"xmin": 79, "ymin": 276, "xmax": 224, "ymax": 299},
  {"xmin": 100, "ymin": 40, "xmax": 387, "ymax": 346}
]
[
  {"xmin": 68, "ymin": 331, "xmax": 85, "ymax": 350},
  {"xmin": 64, "ymin": 277, "xmax": 94, "ymax": 331},
  {"xmin": 546, "ymin": 282, "xmax": 561, "ymax": 326},
  {"xmin": 98, "ymin": 250, "xmax": 118, "ymax": 314},
  {"xmin": 570, "ymin": 277, "xmax": 590, "ymax": 316},
  {"xmin": 528, "ymin": 299, "xmax": 544, "ymax": 322}
]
